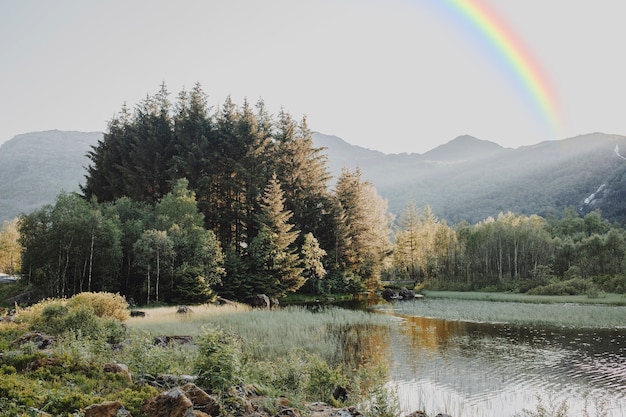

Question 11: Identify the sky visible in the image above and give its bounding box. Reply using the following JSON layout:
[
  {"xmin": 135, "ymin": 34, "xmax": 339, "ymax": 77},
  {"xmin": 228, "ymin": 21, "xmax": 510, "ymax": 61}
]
[{"xmin": 1, "ymin": 0, "xmax": 625, "ymax": 155}]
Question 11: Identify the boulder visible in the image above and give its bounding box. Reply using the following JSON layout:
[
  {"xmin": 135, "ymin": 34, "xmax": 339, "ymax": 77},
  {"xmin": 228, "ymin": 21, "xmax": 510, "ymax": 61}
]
[
  {"xmin": 103, "ymin": 362, "xmax": 132, "ymax": 383},
  {"xmin": 181, "ymin": 383, "xmax": 221, "ymax": 416},
  {"xmin": 141, "ymin": 387, "xmax": 194, "ymax": 417},
  {"xmin": 141, "ymin": 384, "xmax": 220, "ymax": 417},
  {"xmin": 177, "ymin": 305, "xmax": 193, "ymax": 315},
  {"xmin": 84, "ymin": 401, "xmax": 131, "ymax": 417},
  {"xmin": 248, "ymin": 294, "xmax": 270, "ymax": 309},
  {"xmin": 399, "ymin": 287, "xmax": 416, "ymax": 300},
  {"xmin": 381, "ymin": 288, "xmax": 400, "ymax": 301}
]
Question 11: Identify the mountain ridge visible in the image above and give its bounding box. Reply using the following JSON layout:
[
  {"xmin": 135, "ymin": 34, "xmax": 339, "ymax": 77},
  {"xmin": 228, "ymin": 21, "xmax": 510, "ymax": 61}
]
[{"xmin": 1, "ymin": 130, "xmax": 625, "ymax": 225}]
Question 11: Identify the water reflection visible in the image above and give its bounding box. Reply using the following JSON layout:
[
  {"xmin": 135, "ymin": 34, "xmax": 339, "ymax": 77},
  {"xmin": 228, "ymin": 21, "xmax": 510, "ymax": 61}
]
[{"xmin": 384, "ymin": 311, "xmax": 626, "ymax": 417}]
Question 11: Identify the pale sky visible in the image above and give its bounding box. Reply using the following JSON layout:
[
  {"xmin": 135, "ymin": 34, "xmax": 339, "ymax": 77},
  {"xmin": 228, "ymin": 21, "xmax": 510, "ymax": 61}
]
[{"xmin": 1, "ymin": 0, "xmax": 625, "ymax": 154}]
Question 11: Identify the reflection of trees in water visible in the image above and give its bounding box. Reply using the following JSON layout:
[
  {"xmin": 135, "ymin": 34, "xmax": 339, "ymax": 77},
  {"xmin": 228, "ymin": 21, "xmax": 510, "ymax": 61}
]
[
  {"xmin": 390, "ymin": 313, "xmax": 626, "ymax": 408},
  {"xmin": 329, "ymin": 322, "xmax": 391, "ymax": 369}
]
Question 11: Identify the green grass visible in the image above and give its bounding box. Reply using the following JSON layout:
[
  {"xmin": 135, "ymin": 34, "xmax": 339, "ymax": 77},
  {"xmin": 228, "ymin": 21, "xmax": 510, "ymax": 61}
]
[
  {"xmin": 377, "ymin": 293, "xmax": 626, "ymax": 328},
  {"xmin": 423, "ymin": 290, "xmax": 626, "ymax": 305},
  {"xmin": 128, "ymin": 304, "xmax": 392, "ymax": 366}
]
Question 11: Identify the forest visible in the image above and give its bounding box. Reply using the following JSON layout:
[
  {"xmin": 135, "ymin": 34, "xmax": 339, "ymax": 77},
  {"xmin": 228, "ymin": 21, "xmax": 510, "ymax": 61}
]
[{"xmin": 3, "ymin": 83, "xmax": 626, "ymax": 305}]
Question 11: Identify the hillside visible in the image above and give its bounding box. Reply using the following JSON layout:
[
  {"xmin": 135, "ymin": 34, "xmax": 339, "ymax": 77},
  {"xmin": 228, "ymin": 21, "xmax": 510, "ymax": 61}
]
[
  {"xmin": 312, "ymin": 132, "xmax": 626, "ymax": 224},
  {"xmin": 0, "ymin": 130, "xmax": 100, "ymax": 221},
  {"xmin": 1, "ymin": 130, "xmax": 625, "ymax": 225}
]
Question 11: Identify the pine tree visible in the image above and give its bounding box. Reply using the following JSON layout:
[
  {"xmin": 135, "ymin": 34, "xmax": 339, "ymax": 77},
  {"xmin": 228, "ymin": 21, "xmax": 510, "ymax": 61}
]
[
  {"xmin": 272, "ymin": 111, "xmax": 332, "ymax": 244},
  {"xmin": 248, "ymin": 174, "xmax": 303, "ymax": 298}
]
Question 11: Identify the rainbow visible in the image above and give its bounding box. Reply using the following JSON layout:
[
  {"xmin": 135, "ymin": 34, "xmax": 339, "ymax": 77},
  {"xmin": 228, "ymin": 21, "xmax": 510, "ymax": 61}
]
[{"xmin": 438, "ymin": 0, "xmax": 562, "ymax": 136}]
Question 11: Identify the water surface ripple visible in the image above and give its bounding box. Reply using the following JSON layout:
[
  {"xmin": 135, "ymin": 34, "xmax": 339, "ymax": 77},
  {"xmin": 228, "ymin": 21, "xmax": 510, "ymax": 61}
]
[{"xmin": 378, "ymin": 301, "xmax": 626, "ymax": 417}]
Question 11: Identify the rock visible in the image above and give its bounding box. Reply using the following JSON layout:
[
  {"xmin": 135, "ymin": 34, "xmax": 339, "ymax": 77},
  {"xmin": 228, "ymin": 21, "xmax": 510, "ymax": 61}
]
[
  {"xmin": 305, "ymin": 402, "xmax": 361, "ymax": 417},
  {"xmin": 177, "ymin": 305, "xmax": 193, "ymax": 315},
  {"xmin": 84, "ymin": 401, "xmax": 131, "ymax": 417},
  {"xmin": 130, "ymin": 310, "xmax": 146, "ymax": 317},
  {"xmin": 435, "ymin": 414, "xmax": 453, "ymax": 417},
  {"xmin": 381, "ymin": 288, "xmax": 400, "ymax": 301},
  {"xmin": 181, "ymin": 383, "xmax": 221, "ymax": 416},
  {"xmin": 13, "ymin": 331, "xmax": 55, "ymax": 349},
  {"xmin": 248, "ymin": 294, "xmax": 271, "ymax": 309},
  {"xmin": 103, "ymin": 362, "xmax": 132, "ymax": 383},
  {"xmin": 153, "ymin": 335, "xmax": 194, "ymax": 347},
  {"xmin": 276, "ymin": 407, "xmax": 301, "ymax": 416},
  {"xmin": 141, "ymin": 387, "xmax": 194, "ymax": 417},
  {"xmin": 142, "ymin": 385, "xmax": 220, "ymax": 417},
  {"xmin": 152, "ymin": 374, "xmax": 197, "ymax": 388},
  {"xmin": 216, "ymin": 297, "xmax": 238, "ymax": 307},
  {"xmin": 399, "ymin": 287, "xmax": 416, "ymax": 300}
]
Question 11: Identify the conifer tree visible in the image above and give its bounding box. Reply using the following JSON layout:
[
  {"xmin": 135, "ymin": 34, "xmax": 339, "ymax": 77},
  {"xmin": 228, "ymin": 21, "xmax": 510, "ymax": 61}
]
[
  {"xmin": 248, "ymin": 174, "xmax": 303, "ymax": 298},
  {"xmin": 272, "ymin": 111, "xmax": 332, "ymax": 244}
]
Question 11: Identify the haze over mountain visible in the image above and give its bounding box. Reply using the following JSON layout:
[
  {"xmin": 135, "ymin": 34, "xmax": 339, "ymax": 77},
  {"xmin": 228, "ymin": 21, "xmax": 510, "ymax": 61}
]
[{"xmin": 1, "ymin": 130, "xmax": 625, "ymax": 225}]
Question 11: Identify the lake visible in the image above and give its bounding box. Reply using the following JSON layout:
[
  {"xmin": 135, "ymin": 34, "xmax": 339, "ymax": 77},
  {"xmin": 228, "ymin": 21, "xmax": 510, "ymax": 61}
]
[{"xmin": 373, "ymin": 299, "xmax": 626, "ymax": 417}]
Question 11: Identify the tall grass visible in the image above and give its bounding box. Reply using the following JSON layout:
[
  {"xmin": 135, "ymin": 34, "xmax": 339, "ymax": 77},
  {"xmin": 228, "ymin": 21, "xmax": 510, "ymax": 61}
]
[
  {"xmin": 424, "ymin": 291, "xmax": 626, "ymax": 306},
  {"xmin": 128, "ymin": 304, "xmax": 392, "ymax": 366},
  {"xmin": 377, "ymin": 296, "xmax": 626, "ymax": 328}
]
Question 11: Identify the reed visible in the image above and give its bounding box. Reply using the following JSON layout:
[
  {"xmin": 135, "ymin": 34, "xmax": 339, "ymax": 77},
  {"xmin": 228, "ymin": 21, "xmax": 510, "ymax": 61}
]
[{"xmin": 128, "ymin": 304, "xmax": 393, "ymax": 366}]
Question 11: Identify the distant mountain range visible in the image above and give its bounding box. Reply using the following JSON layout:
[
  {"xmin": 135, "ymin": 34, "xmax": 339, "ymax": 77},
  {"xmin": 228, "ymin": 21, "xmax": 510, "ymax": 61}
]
[{"xmin": 1, "ymin": 130, "xmax": 625, "ymax": 225}]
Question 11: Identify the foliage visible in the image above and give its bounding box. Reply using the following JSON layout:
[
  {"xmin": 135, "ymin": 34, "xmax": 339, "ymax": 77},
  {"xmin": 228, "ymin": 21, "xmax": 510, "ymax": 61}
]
[
  {"xmin": 20, "ymin": 293, "xmax": 128, "ymax": 342},
  {"xmin": 194, "ymin": 325, "xmax": 243, "ymax": 393},
  {"xmin": 526, "ymin": 277, "xmax": 592, "ymax": 296},
  {"xmin": 334, "ymin": 168, "xmax": 393, "ymax": 291},
  {"xmin": 66, "ymin": 291, "xmax": 130, "ymax": 321},
  {"xmin": 0, "ymin": 219, "xmax": 21, "ymax": 275},
  {"xmin": 248, "ymin": 174, "xmax": 304, "ymax": 298}
]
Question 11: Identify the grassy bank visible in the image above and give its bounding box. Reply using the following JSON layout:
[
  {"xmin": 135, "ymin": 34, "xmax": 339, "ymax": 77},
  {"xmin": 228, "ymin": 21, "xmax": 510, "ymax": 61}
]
[
  {"xmin": 128, "ymin": 304, "xmax": 392, "ymax": 366},
  {"xmin": 377, "ymin": 292, "xmax": 626, "ymax": 328},
  {"xmin": 422, "ymin": 290, "xmax": 626, "ymax": 305},
  {"xmin": 1, "ymin": 295, "xmax": 397, "ymax": 416}
]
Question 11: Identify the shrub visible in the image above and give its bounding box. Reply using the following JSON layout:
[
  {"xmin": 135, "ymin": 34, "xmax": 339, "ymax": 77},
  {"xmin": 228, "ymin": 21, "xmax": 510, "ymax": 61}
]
[
  {"xmin": 20, "ymin": 293, "xmax": 128, "ymax": 343},
  {"xmin": 194, "ymin": 325, "xmax": 243, "ymax": 393},
  {"xmin": 66, "ymin": 292, "xmax": 130, "ymax": 321},
  {"xmin": 527, "ymin": 278, "xmax": 589, "ymax": 296},
  {"xmin": 305, "ymin": 353, "xmax": 346, "ymax": 403}
]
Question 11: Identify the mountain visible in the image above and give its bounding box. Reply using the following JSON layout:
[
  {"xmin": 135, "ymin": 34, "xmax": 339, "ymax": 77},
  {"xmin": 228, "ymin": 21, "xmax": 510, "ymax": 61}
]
[
  {"xmin": 0, "ymin": 130, "xmax": 100, "ymax": 221},
  {"xmin": 421, "ymin": 134, "xmax": 506, "ymax": 161},
  {"xmin": 1, "ymin": 130, "xmax": 625, "ymax": 226},
  {"xmin": 312, "ymin": 131, "xmax": 626, "ymax": 224}
]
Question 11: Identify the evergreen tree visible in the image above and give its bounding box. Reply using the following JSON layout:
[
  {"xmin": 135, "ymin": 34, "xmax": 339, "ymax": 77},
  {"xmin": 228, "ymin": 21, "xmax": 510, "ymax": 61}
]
[
  {"xmin": 333, "ymin": 168, "xmax": 392, "ymax": 290},
  {"xmin": 248, "ymin": 174, "xmax": 303, "ymax": 298},
  {"xmin": 272, "ymin": 111, "xmax": 332, "ymax": 243}
]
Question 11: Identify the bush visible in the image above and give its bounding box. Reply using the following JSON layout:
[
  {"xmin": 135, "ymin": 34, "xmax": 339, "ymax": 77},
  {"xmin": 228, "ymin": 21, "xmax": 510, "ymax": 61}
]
[
  {"xmin": 194, "ymin": 325, "xmax": 243, "ymax": 393},
  {"xmin": 20, "ymin": 293, "xmax": 128, "ymax": 343},
  {"xmin": 527, "ymin": 278, "xmax": 589, "ymax": 296},
  {"xmin": 66, "ymin": 292, "xmax": 130, "ymax": 321},
  {"xmin": 592, "ymin": 274, "xmax": 626, "ymax": 294}
]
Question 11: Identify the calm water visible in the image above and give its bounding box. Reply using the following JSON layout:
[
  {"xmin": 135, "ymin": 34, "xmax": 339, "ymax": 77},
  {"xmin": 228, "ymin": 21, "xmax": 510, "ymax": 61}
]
[{"xmin": 375, "ymin": 302, "xmax": 626, "ymax": 417}]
